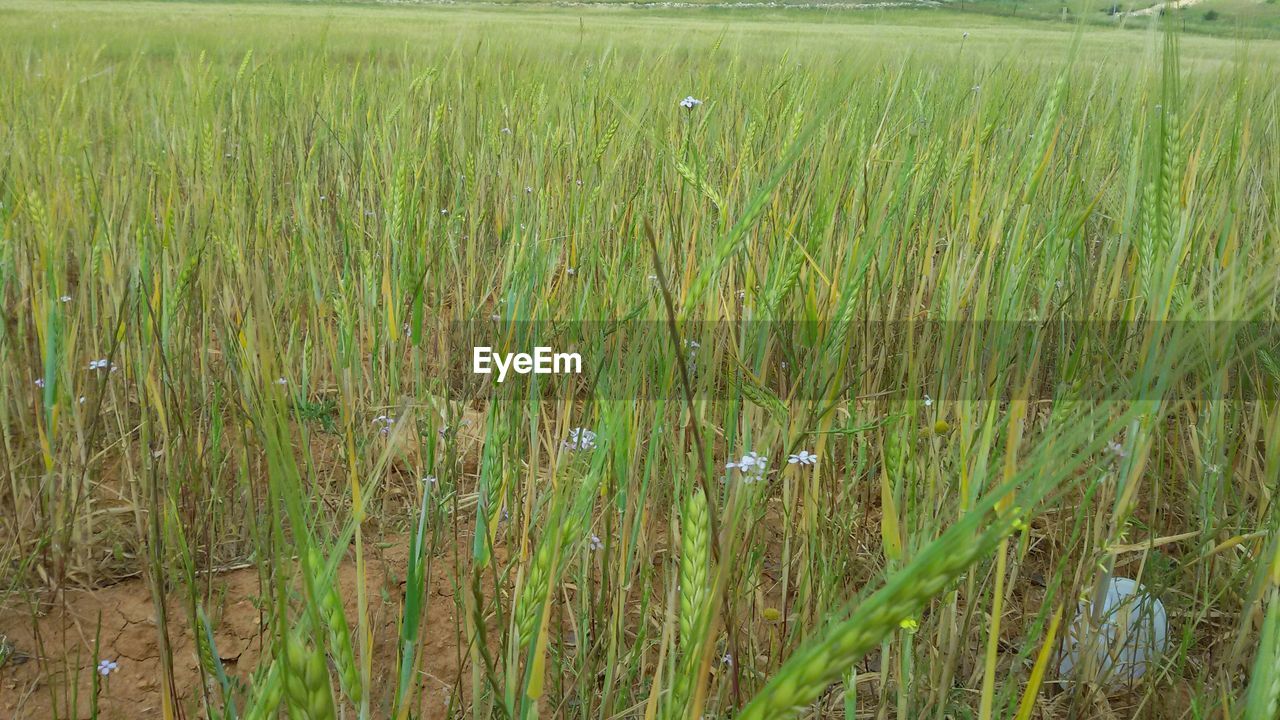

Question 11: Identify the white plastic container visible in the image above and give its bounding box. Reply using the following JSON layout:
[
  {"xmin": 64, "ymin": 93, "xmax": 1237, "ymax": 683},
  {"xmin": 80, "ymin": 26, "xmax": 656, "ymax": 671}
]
[{"xmin": 1058, "ymin": 576, "xmax": 1168, "ymax": 685}]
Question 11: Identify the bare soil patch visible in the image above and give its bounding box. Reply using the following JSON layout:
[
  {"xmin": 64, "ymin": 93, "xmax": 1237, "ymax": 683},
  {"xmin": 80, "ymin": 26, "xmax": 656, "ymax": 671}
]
[{"xmin": 1, "ymin": 537, "xmax": 464, "ymax": 720}]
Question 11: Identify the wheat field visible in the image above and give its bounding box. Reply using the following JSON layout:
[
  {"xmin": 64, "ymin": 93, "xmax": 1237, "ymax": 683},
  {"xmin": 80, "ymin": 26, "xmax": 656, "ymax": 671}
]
[{"xmin": 1, "ymin": 2, "xmax": 1279, "ymax": 719}]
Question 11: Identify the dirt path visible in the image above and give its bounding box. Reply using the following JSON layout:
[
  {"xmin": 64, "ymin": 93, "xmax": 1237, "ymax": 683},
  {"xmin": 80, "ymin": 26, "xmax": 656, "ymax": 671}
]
[{"xmin": 1127, "ymin": 0, "xmax": 1206, "ymax": 17}]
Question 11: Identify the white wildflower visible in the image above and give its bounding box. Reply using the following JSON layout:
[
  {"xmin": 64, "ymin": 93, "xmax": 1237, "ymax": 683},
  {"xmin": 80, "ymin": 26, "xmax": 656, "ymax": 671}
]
[
  {"xmin": 563, "ymin": 427, "xmax": 597, "ymax": 452},
  {"xmin": 679, "ymin": 96, "xmax": 703, "ymax": 109},
  {"xmin": 788, "ymin": 450, "xmax": 816, "ymax": 466},
  {"xmin": 726, "ymin": 451, "xmax": 768, "ymax": 482}
]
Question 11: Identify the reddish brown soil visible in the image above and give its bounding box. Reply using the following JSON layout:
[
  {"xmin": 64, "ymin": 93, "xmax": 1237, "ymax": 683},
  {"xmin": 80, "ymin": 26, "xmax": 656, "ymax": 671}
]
[{"xmin": 0, "ymin": 537, "xmax": 464, "ymax": 720}]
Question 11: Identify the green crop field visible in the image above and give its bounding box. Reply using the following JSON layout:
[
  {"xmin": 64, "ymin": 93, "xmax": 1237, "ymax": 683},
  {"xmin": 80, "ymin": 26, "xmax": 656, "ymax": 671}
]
[{"xmin": 1, "ymin": 1, "xmax": 1279, "ymax": 719}]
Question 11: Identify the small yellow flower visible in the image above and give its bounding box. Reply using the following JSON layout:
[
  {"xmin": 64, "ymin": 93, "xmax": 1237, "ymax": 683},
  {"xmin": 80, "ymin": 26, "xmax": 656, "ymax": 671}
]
[
  {"xmin": 762, "ymin": 607, "xmax": 781, "ymax": 623},
  {"xmin": 932, "ymin": 419, "xmax": 952, "ymax": 436},
  {"xmin": 1010, "ymin": 506, "xmax": 1028, "ymax": 532},
  {"xmin": 899, "ymin": 617, "xmax": 918, "ymax": 632}
]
